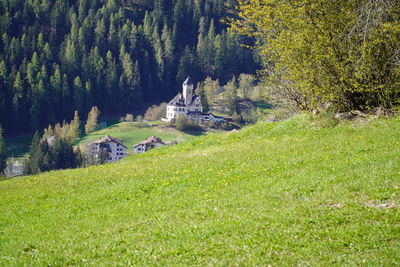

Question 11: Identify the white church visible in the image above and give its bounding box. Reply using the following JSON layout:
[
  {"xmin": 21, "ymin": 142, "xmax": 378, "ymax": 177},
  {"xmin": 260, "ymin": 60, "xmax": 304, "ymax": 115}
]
[{"xmin": 163, "ymin": 77, "xmax": 226, "ymax": 124}]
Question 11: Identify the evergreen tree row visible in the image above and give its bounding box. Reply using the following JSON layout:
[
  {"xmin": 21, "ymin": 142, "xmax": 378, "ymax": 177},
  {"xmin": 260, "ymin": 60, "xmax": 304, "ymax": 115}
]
[{"xmin": 0, "ymin": 0, "xmax": 259, "ymax": 135}]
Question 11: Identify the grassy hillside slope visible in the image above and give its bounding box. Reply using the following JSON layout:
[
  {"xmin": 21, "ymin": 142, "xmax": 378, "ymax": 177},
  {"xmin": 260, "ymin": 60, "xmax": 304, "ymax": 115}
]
[
  {"xmin": 0, "ymin": 116, "xmax": 399, "ymax": 265},
  {"xmin": 5, "ymin": 121, "xmax": 195, "ymax": 158},
  {"xmin": 77, "ymin": 122, "xmax": 197, "ymax": 150}
]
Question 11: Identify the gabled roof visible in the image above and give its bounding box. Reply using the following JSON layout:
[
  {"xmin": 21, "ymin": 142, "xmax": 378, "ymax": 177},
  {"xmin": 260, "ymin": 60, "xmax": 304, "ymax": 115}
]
[
  {"xmin": 94, "ymin": 135, "xmax": 127, "ymax": 148},
  {"xmin": 168, "ymin": 93, "xmax": 201, "ymax": 107},
  {"xmin": 186, "ymin": 111, "xmax": 227, "ymax": 120},
  {"xmin": 188, "ymin": 95, "xmax": 201, "ymax": 105},
  {"xmin": 134, "ymin": 136, "xmax": 166, "ymax": 147},
  {"xmin": 168, "ymin": 93, "xmax": 185, "ymax": 106}
]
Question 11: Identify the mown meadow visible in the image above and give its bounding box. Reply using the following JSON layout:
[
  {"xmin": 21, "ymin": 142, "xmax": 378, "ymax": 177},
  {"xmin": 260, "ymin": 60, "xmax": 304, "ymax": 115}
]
[
  {"xmin": 76, "ymin": 121, "xmax": 198, "ymax": 149},
  {"xmin": 0, "ymin": 115, "xmax": 399, "ymax": 265},
  {"xmin": 5, "ymin": 121, "xmax": 197, "ymax": 159}
]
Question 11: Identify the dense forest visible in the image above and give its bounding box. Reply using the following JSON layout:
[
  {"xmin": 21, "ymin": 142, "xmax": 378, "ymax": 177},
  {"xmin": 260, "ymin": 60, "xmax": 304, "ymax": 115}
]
[{"xmin": 0, "ymin": 0, "xmax": 259, "ymax": 135}]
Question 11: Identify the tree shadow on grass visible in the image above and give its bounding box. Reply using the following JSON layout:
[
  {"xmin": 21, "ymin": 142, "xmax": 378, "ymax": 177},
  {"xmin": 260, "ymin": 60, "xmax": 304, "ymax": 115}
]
[
  {"xmin": 252, "ymin": 99, "xmax": 274, "ymax": 110},
  {"xmin": 182, "ymin": 129, "xmax": 206, "ymax": 136}
]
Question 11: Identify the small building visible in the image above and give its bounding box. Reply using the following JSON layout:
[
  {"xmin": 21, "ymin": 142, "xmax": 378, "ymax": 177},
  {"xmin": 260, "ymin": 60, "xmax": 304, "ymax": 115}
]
[
  {"xmin": 3, "ymin": 158, "xmax": 26, "ymax": 178},
  {"xmin": 87, "ymin": 135, "xmax": 127, "ymax": 163},
  {"xmin": 133, "ymin": 136, "xmax": 166, "ymax": 154},
  {"xmin": 186, "ymin": 111, "xmax": 226, "ymax": 124}
]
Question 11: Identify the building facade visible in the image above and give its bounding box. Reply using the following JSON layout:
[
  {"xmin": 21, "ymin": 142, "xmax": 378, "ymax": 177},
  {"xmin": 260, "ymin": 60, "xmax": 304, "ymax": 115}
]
[
  {"xmin": 87, "ymin": 135, "xmax": 127, "ymax": 163},
  {"xmin": 133, "ymin": 136, "xmax": 166, "ymax": 154},
  {"xmin": 163, "ymin": 77, "xmax": 228, "ymax": 124},
  {"xmin": 165, "ymin": 77, "xmax": 203, "ymax": 122}
]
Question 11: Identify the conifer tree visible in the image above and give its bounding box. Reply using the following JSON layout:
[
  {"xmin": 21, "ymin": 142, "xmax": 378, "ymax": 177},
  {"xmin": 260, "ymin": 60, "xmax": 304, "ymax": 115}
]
[
  {"xmin": 0, "ymin": 126, "xmax": 6, "ymax": 176},
  {"xmin": 224, "ymin": 77, "xmax": 239, "ymax": 115},
  {"xmin": 27, "ymin": 131, "xmax": 41, "ymax": 174},
  {"xmin": 85, "ymin": 106, "xmax": 100, "ymax": 134}
]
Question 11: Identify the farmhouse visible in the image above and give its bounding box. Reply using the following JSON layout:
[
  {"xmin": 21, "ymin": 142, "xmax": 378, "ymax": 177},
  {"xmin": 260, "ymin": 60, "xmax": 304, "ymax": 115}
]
[
  {"xmin": 133, "ymin": 136, "xmax": 166, "ymax": 154},
  {"xmin": 87, "ymin": 135, "xmax": 127, "ymax": 163},
  {"xmin": 163, "ymin": 77, "xmax": 228, "ymax": 124}
]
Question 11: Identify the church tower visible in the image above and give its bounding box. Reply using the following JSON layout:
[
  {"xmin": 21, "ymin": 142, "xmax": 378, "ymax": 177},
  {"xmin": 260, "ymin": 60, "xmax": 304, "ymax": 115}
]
[{"xmin": 183, "ymin": 76, "xmax": 193, "ymax": 106}]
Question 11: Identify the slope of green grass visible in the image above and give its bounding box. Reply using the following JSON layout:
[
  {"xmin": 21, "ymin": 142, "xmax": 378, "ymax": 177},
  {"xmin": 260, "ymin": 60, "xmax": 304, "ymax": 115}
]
[
  {"xmin": 5, "ymin": 121, "xmax": 196, "ymax": 158},
  {"xmin": 4, "ymin": 134, "xmax": 33, "ymax": 158},
  {"xmin": 0, "ymin": 115, "xmax": 399, "ymax": 265},
  {"xmin": 77, "ymin": 122, "xmax": 197, "ymax": 150}
]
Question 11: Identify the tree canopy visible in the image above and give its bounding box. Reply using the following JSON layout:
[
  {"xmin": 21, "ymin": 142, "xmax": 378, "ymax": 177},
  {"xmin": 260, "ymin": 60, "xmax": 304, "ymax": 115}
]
[
  {"xmin": 229, "ymin": 0, "xmax": 400, "ymax": 111},
  {"xmin": 0, "ymin": 0, "xmax": 259, "ymax": 135}
]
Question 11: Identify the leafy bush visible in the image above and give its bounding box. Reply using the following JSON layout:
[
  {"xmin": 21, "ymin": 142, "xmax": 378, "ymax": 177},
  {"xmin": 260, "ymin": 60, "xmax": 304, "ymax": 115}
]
[
  {"xmin": 176, "ymin": 116, "xmax": 202, "ymax": 132},
  {"xmin": 230, "ymin": 0, "xmax": 400, "ymax": 111},
  {"xmin": 144, "ymin": 103, "xmax": 167, "ymax": 121}
]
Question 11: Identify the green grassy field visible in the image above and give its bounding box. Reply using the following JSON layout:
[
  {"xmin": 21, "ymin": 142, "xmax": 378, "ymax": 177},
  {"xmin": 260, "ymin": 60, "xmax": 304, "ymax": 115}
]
[
  {"xmin": 4, "ymin": 121, "xmax": 198, "ymax": 158},
  {"xmin": 0, "ymin": 115, "xmax": 399, "ymax": 265},
  {"xmin": 4, "ymin": 134, "xmax": 34, "ymax": 158},
  {"xmin": 76, "ymin": 121, "xmax": 199, "ymax": 151}
]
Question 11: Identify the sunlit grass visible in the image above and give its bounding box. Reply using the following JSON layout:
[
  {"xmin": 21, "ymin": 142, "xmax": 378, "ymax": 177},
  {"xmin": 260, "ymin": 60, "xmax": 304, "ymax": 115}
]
[
  {"xmin": 0, "ymin": 115, "xmax": 399, "ymax": 265},
  {"xmin": 76, "ymin": 121, "xmax": 197, "ymax": 150}
]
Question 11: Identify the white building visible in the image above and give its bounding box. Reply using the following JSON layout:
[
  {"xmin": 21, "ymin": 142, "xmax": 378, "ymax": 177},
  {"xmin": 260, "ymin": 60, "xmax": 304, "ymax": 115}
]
[
  {"xmin": 163, "ymin": 77, "xmax": 228, "ymax": 124},
  {"xmin": 133, "ymin": 136, "xmax": 166, "ymax": 154},
  {"xmin": 87, "ymin": 135, "xmax": 127, "ymax": 163},
  {"xmin": 165, "ymin": 77, "xmax": 203, "ymax": 122}
]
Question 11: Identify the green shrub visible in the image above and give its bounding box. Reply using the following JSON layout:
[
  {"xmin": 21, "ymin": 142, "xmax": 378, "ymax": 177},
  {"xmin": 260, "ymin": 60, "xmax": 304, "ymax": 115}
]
[{"xmin": 176, "ymin": 116, "xmax": 202, "ymax": 132}]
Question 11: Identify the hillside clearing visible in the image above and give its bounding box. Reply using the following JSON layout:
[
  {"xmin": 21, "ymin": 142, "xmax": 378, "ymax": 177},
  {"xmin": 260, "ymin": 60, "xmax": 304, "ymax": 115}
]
[
  {"xmin": 76, "ymin": 122, "xmax": 200, "ymax": 150},
  {"xmin": 4, "ymin": 121, "xmax": 199, "ymax": 158},
  {"xmin": 0, "ymin": 115, "xmax": 399, "ymax": 265}
]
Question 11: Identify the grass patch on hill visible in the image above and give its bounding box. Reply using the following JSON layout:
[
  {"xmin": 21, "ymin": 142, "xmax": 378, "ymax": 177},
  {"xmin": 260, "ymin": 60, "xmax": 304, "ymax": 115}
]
[
  {"xmin": 4, "ymin": 121, "xmax": 198, "ymax": 158},
  {"xmin": 76, "ymin": 121, "xmax": 198, "ymax": 150},
  {"xmin": 0, "ymin": 115, "xmax": 399, "ymax": 265}
]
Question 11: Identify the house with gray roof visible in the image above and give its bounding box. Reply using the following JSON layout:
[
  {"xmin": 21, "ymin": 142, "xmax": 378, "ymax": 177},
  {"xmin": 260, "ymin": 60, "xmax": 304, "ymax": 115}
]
[{"xmin": 163, "ymin": 77, "xmax": 228, "ymax": 124}]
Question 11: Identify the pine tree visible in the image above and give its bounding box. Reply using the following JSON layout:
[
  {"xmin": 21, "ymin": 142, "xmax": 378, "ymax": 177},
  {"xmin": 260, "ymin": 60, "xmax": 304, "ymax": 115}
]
[
  {"xmin": 67, "ymin": 111, "xmax": 80, "ymax": 143},
  {"xmin": 74, "ymin": 146, "xmax": 83, "ymax": 168},
  {"xmin": 203, "ymin": 77, "xmax": 219, "ymax": 105},
  {"xmin": 12, "ymin": 71, "xmax": 24, "ymax": 108},
  {"xmin": 73, "ymin": 76, "xmax": 84, "ymax": 114},
  {"xmin": 27, "ymin": 131, "xmax": 41, "ymax": 174},
  {"xmin": 195, "ymin": 82, "xmax": 209, "ymax": 112},
  {"xmin": 224, "ymin": 77, "xmax": 239, "ymax": 115},
  {"xmin": 85, "ymin": 106, "xmax": 100, "ymax": 134},
  {"xmin": 0, "ymin": 126, "xmax": 6, "ymax": 176}
]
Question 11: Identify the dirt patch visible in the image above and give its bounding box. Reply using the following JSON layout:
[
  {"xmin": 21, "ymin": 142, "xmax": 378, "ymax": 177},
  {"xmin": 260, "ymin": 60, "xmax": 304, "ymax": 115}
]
[
  {"xmin": 365, "ymin": 201, "xmax": 396, "ymax": 209},
  {"xmin": 322, "ymin": 203, "xmax": 344, "ymax": 208}
]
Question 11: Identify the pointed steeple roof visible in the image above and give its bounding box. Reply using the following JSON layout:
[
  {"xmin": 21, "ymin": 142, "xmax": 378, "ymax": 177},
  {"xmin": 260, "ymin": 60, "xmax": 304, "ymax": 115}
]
[{"xmin": 183, "ymin": 76, "xmax": 193, "ymax": 86}]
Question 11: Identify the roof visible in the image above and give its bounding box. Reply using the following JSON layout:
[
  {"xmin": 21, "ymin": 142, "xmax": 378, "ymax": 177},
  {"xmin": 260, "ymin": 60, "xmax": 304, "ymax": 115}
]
[
  {"xmin": 134, "ymin": 136, "xmax": 166, "ymax": 147},
  {"xmin": 94, "ymin": 135, "xmax": 127, "ymax": 148},
  {"xmin": 168, "ymin": 93, "xmax": 185, "ymax": 106},
  {"xmin": 186, "ymin": 112, "xmax": 227, "ymax": 120},
  {"xmin": 187, "ymin": 111, "xmax": 214, "ymax": 116},
  {"xmin": 168, "ymin": 93, "xmax": 200, "ymax": 106},
  {"xmin": 183, "ymin": 76, "xmax": 193, "ymax": 86}
]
